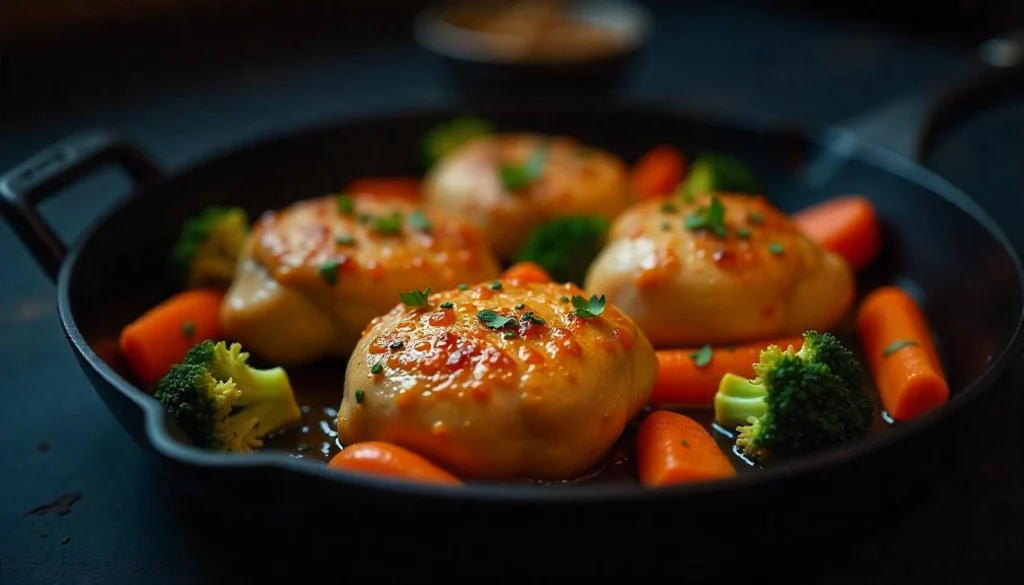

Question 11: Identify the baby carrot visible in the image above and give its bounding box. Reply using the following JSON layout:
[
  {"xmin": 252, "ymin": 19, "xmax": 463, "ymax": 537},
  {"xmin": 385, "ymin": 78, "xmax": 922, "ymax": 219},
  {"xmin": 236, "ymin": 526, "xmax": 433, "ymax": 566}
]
[
  {"xmin": 793, "ymin": 195, "xmax": 882, "ymax": 272},
  {"xmin": 636, "ymin": 410, "xmax": 736, "ymax": 487},
  {"xmin": 501, "ymin": 261, "xmax": 552, "ymax": 285},
  {"xmin": 347, "ymin": 177, "xmax": 421, "ymax": 201},
  {"xmin": 857, "ymin": 286, "xmax": 949, "ymax": 421},
  {"xmin": 650, "ymin": 336, "xmax": 805, "ymax": 407},
  {"xmin": 631, "ymin": 145, "xmax": 688, "ymax": 199},
  {"xmin": 328, "ymin": 442, "xmax": 463, "ymax": 485},
  {"xmin": 118, "ymin": 288, "xmax": 224, "ymax": 387}
]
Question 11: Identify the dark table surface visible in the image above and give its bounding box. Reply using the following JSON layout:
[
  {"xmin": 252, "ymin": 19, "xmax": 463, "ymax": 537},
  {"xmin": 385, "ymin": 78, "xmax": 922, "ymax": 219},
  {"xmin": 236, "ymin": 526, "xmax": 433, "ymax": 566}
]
[{"xmin": 2, "ymin": 1, "xmax": 1023, "ymax": 583}]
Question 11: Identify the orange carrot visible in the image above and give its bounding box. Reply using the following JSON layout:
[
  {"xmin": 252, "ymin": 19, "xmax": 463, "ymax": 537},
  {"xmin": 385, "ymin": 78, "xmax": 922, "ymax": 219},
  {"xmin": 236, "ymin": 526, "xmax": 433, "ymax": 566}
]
[
  {"xmin": 118, "ymin": 289, "xmax": 224, "ymax": 386},
  {"xmin": 650, "ymin": 337, "xmax": 805, "ymax": 407},
  {"xmin": 347, "ymin": 177, "xmax": 421, "ymax": 201},
  {"xmin": 328, "ymin": 441, "xmax": 463, "ymax": 485},
  {"xmin": 636, "ymin": 410, "xmax": 736, "ymax": 487},
  {"xmin": 794, "ymin": 195, "xmax": 882, "ymax": 272},
  {"xmin": 501, "ymin": 261, "xmax": 552, "ymax": 285},
  {"xmin": 631, "ymin": 145, "xmax": 687, "ymax": 199},
  {"xmin": 857, "ymin": 286, "xmax": 948, "ymax": 421}
]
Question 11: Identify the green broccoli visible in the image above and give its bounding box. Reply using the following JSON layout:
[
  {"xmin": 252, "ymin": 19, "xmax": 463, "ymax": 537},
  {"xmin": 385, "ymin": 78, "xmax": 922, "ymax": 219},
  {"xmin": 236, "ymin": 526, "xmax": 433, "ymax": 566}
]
[
  {"xmin": 713, "ymin": 331, "xmax": 874, "ymax": 461},
  {"xmin": 420, "ymin": 116, "xmax": 494, "ymax": 171},
  {"xmin": 515, "ymin": 215, "xmax": 611, "ymax": 286},
  {"xmin": 171, "ymin": 206, "xmax": 249, "ymax": 288},
  {"xmin": 154, "ymin": 340, "xmax": 302, "ymax": 453},
  {"xmin": 678, "ymin": 153, "xmax": 764, "ymax": 200}
]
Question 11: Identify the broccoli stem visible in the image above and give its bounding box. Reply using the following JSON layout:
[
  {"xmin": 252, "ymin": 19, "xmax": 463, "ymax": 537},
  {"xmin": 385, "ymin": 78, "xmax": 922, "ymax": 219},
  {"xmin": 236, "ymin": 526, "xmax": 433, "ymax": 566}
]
[{"xmin": 714, "ymin": 373, "xmax": 768, "ymax": 427}]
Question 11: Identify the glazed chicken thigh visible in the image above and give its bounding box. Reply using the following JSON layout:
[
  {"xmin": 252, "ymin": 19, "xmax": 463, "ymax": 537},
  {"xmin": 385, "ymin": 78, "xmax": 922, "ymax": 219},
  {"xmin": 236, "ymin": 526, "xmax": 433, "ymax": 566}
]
[
  {"xmin": 422, "ymin": 133, "xmax": 634, "ymax": 261},
  {"xmin": 584, "ymin": 193, "xmax": 855, "ymax": 347},
  {"xmin": 219, "ymin": 194, "xmax": 502, "ymax": 365},
  {"xmin": 336, "ymin": 279, "xmax": 657, "ymax": 481}
]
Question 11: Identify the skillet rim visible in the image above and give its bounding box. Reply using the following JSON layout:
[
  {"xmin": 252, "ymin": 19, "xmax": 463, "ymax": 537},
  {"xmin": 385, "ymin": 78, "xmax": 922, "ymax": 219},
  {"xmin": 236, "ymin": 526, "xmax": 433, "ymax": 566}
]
[{"xmin": 54, "ymin": 101, "xmax": 1024, "ymax": 503}]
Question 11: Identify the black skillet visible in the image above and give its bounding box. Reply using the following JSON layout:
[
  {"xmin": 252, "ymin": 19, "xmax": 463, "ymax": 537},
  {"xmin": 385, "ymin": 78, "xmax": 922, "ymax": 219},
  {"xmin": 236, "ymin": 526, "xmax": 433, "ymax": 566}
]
[{"xmin": 2, "ymin": 32, "xmax": 1024, "ymax": 578}]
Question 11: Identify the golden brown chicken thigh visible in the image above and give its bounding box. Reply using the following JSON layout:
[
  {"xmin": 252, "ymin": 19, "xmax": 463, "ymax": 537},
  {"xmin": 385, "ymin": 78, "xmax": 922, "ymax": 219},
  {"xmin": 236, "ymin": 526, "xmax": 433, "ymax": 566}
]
[
  {"xmin": 422, "ymin": 133, "xmax": 633, "ymax": 261},
  {"xmin": 336, "ymin": 279, "xmax": 657, "ymax": 481},
  {"xmin": 219, "ymin": 194, "xmax": 502, "ymax": 365},
  {"xmin": 583, "ymin": 193, "xmax": 855, "ymax": 348}
]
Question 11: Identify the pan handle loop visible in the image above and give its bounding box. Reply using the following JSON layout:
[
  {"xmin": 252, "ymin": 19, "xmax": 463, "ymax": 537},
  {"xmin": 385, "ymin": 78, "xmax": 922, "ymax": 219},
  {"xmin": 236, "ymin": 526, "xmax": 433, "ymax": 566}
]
[{"xmin": 0, "ymin": 131, "xmax": 163, "ymax": 282}]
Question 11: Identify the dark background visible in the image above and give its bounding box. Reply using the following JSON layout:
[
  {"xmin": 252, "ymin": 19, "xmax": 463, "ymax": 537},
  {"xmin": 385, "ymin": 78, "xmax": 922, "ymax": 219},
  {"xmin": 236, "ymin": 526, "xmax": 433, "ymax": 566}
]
[{"xmin": 2, "ymin": 0, "xmax": 1023, "ymax": 582}]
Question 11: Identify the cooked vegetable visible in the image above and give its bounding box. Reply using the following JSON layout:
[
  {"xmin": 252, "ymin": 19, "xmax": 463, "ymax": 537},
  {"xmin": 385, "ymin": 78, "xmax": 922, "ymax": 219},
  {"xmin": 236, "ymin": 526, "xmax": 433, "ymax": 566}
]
[
  {"xmin": 420, "ymin": 115, "xmax": 494, "ymax": 170},
  {"xmin": 678, "ymin": 153, "xmax": 763, "ymax": 200},
  {"xmin": 713, "ymin": 331, "xmax": 874, "ymax": 461},
  {"xmin": 515, "ymin": 215, "xmax": 611, "ymax": 285},
  {"xmin": 857, "ymin": 286, "xmax": 948, "ymax": 421},
  {"xmin": 501, "ymin": 261, "xmax": 552, "ymax": 285},
  {"xmin": 327, "ymin": 441, "xmax": 463, "ymax": 485},
  {"xmin": 636, "ymin": 410, "xmax": 736, "ymax": 487},
  {"xmin": 346, "ymin": 177, "xmax": 421, "ymax": 201},
  {"xmin": 631, "ymin": 145, "xmax": 688, "ymax": 199},
  {"xmin": 794, "ymin": 195, "xmax": 882, "ymax": 272},
  {"xmin": 154, "ymin": 340, "xmax": 302, "ymax": 453},
  {"xmin": 650, "ymin": 336, "xmax": 804, "ymax": 407},
  {"xmin": 118, "ymin": 289, "xmax": 224, "ymax": 386},
  {"xmin": 171, "ymin": 206, "xmax": 250, "ymax": 288}
]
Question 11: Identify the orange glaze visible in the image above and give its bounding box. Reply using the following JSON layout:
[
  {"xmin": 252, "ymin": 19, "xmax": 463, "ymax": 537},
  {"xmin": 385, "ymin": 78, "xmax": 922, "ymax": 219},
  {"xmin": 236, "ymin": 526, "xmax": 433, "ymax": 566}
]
[
  {"xmin": 218, "ymin": 193, "xmax": 502, "ymax": 365},
  {"xmin": 336, "ymin": 279, "xmax": 658, "ymax": 481}
]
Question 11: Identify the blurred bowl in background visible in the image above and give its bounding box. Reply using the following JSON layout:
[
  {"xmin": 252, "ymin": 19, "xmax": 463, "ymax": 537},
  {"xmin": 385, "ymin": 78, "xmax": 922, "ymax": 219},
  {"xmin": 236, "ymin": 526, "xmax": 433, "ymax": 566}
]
[{"xmin": 414, "ymin": 0, "xmax": 651, "ymax": 99}]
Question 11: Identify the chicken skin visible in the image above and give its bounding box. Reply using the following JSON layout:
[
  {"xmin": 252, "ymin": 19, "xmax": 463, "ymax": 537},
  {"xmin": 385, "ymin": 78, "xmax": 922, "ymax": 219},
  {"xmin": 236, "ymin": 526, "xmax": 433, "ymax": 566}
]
[
  {"xmin": 219, "ymin": 194, "xmax": 502, "ymax": 365},
  {"xmin": 583, "ymin": 193, "xmax": 855, "ymax": 348},
  {"xmin": 336, "ymin": 279, "xmax": 657, "ymax": 481},
  {"xmin": 422, "ymin": 133, "xmax": 634, "ymax": 261}
]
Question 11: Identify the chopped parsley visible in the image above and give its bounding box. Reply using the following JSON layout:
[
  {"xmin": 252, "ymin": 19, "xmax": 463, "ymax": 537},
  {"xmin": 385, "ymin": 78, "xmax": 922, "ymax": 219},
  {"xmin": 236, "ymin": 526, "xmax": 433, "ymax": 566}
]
[
  {"xmin": 683, "ymin": 196, "xmax": 728, "ymax": 237},
  {"xmin": 681, "ymin": 440, "xmax": 690, "ymax": 448},
  {"xmin": 521, "ymin": 311, "xmax": 546, "ymax": 325},
  {"xmin": 735, "ymin": 227, "xmax": 751, "ymax": 239},
  {"xmin": 660, "ymin": 202, "xmax": 678, "ymax": 214},
  {"xmin": 398, "ymin": 286, "xmax": 431, "ymax": 308},
  {"xmin": 370, "ymin": 362, "xmax": 383, "ymax": 375},
  {"xmin": 748, "ymin": 211, "xmax": 764, "ymax": 225},
  {"xmin": 354, "ymin": 389, "xmax": 365, "ymax": 404},
  {"xmin": 335, "ymin": 234, "xmax": 355, "ymax": 246},
  {"xmin": 514, "ymin": 303, "xmax": 525, "ymax": 310},
  {"xmin": 489, "ymin": 281, "xmax": 502, "ymax": 290},
  {"xmin": 408, "ymin": 210, "xmax": 432, "ymax": 232},
  {"xmin": 571, "ymin": 294, "xmax": 606, "ymax": 318},
  {"xmin": 319, "ymin": 259, "xmax": 340, "ymax": 286},
  {"xmin": 373, "ymin": 211, "xmax": 404, "ymax": 234},
  {"xmin": 389, "ymin": 340, "xmax": 404, "ymax": 350},
  {"xmin": 560, "ymin": 296, "xmax": 570, "ymax": 303},
  {"xmin": 498, "ymin": 146, "xmax": 547, "ymax": 190},
  {"xmin": 181, "ymin": 321, "xmax": 196, "ymax": 339},
  {"xmin": 336, "ymin": 193, "xmax": 355, "ymax": 215},
  {"xmin": 503, "ymin": 331, "xmax": 517, "ymax": 340},
  {"xmin": 458, "ymin": 283, "xmax": 469, "ymax": 290},
  {"xmin": 767, "ymin": 242, "xmax": 785, "ymax": 256},
  {"xmin": 690, "ymin": 344, "xmax": 713, "ymax": 367},
  {"xmin": 440, "ymin": 301, "xmax": 454, "ymax": 309},
  {"xmin": 883, "ymin": 339, "xmax": 919, "ymax": 357},
  {"xmin": 477, "ymin": 309, "xmax": 516, "ymax": 329}
]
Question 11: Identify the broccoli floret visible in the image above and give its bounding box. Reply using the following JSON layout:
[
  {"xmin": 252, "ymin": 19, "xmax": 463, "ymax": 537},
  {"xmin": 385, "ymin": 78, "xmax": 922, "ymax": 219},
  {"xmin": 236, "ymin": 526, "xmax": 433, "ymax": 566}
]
[
  {"xmin": 713, "ymin": 334, "xmax": 874, "ymax": 461},
  {"xmin": 171, "ymin": 206, "xmax": 249, "ymax": 288},
  {"xmin": 420, "ymin": 116, "xmax": 494, "ymax": 171},
  {"xmin": 515, "ymin": 215, "xmax": 611, "ymax": 285},
  {"xmin": 154, "ymin": 340, "xmax": 302, "ymax": 453},
  {"xmin": 678, "ymin": 153, "xmax": 763, "ymax": 200}
]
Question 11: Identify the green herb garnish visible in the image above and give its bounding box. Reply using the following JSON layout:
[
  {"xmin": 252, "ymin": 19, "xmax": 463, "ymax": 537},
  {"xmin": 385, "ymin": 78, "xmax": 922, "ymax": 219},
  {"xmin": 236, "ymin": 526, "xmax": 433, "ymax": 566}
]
[
  {"xmin": 767, "ymin": 242, "xmax": 784, "ymax": 256},
  {"xmin": 370, "ymin": 362, "xmax": 383, "ymax": 375},
  {"xmin": 498, "ymin": 146, "xmax": 547, "ymax": 190},
  {"xmin": 514, "ymin": 303, "xmax": 525, "ymax": 310},
  {"xmin": 882, "ymin": 339, "xmax": 919, "ymax": 357},
  {"xmin": 335, "ymin": 234, "xmax": 355, "ymax": 246},
  {"xmin": 521, "ymin": 311, "xmax": 546, "ymax": 325},
  {"xmin": 690, "ymin": 344, "xmax": 713, "ymax": 367},
  {"xmin": 399, "ymin": 286, "xmax": 431, "ymax": 308},
  {"xmin": 319, "ymin": 259, "xmax": 340, "ymax": 286},
  {"xmin": 681, "ymin": 440, "xmax": 689, "ymax": 448},
  {"xmin": 181, "ymin": 321, "xmax": 196, "ymax": 339},
  {"xmin": 503, "ymin": 331, "xmax": 517, "ymax": 340},
  {"xmin": 374, "ymin": 211, "xmax": 404, "ymax": 234},
  {"xmin": 736, "ymin": 227, "xmax": 751, "ymax": 239},
  {"xmin": 337, "ymin": 194, "xmax": 355, "ymax": 215},
  {"xmin": 748, "ymin": 211, "xmax": 764, "ymax": 225},
  {"xmin": 683, "ymin": 196, "xmax": 728, "ymax": 237},
  {"xmin": 354, "ymin": 389, "xmax": 365, "ymax": 404},
  {"xmin": 440, "ymin": 301, "xmax": 454, "ymax": 309},
  {"xmin": 408, "ymin": 210, "xmax": 432, "ymax": 232},
  {"xmin": 560, "ymin": 296, "xmax": 570, "ymax": 302},
  {"xmin": 571, "ymin": 294, "xmax": 606, "ymax": 318},
  {"xmin": 458, "ymin": 283, "xmax": 469, "ymax": 290},
  {"xmin": 477, "ymin": 309, "xmax": 516, "ymax": 329},
  {"xmin": 489, "ymin": 281, "xmax": 502, "ymax": 290},
  {"xmin": 660, "ymin": 202, "xmax": 678, "ymax": 214},
  {"xmin": 389, "ymin": 340, "xmax": 404, "ymax": 350}
]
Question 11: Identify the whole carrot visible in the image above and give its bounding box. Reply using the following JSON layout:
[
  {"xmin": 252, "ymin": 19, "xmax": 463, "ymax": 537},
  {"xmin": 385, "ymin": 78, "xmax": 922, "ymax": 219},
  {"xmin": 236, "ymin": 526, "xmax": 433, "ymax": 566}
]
[
  {"xmin": 650, "ymin": 336, "xmax": 805, "ymax": 407},
  {"xmin": 857, "ymin": 286, "xmax": 948, "ymax": 421},
  {"xmin": 118, "ymin": 288, "xmax": 224, "ymax": 386},
  {"xmin": 501, "ymin": 261, "xmax": 552, "ymax": 285},
  {"xmin": 631, "ymin": 145, "xmax": 688, "ymax": 199},
  {"xmin": 793, "ymin": 195, "xmax": 882, "ymax": 272},
  {"xmin": 636, "ymin": 410, "xmax": 736, "ymax": 487},
  {"xmin": 328, "ymin": 441, "xmax": 463, "ymax": 486}
]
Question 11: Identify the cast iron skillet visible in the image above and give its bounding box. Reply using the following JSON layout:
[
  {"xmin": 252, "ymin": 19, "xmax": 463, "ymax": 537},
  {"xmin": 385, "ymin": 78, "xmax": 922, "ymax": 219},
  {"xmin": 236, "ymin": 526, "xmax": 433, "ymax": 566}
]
[{"xmin": 3, "ymin": 33, "xmax": 1024, "ymax": 577}]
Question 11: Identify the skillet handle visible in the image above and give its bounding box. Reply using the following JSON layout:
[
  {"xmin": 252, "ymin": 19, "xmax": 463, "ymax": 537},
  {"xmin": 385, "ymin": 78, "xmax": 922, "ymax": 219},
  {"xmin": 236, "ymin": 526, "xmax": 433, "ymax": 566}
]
[
  {"xmin": 0, "ymin": 131, "xmax": 163, "ymax": 282},
  {"xmin": 843, "ymin": 29, "xmax": 1024, "ymax": 163}
]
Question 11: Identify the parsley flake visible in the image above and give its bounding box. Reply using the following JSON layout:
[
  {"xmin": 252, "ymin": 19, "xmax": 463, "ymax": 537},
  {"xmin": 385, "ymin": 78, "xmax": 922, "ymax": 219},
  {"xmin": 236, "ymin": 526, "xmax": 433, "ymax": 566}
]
[
  {"xmin": 489, "ymin": 281, "xmax": 502, "ymax": 290},
  {"xmin": 319, "ymin": 259, "xmax": 340, "ymax": 286},
  {"xmin": 374, "ymin": 211, "xmax": 403, "ymax": 234},
  {"xmin": 370, "ymin": 362, "xmax": 383, "ymax": 375},
  {"xmin": 521, "ymin": 311, "xmax": 546, "ymax": 325},
  {"xmin": 458, "ymin": 283, "xmax": 469, "ymax": 290},
  {"xmin": 440, "ymin": 301, "xmax": 454, "ymax": 309},
  {"xmin": 883, "ymin": 339, "xmax": 919, "ymax": 357},
  {"xmin": 683, "ymin": 196, "xmax": 728, "ymax": 237},
  {"xmin": 354, "ymin": 389, "xmax": 365, "ymax": 404},
  {"xmin": 398, "ymin": 286, "xmax": 431, "ymax": 308},
  {"xmin": 408, "ymin": 210, "xmax": 432, "ymax": 232},
  {"xmin": 498, "ymin": 146, "xmax": 547, "ymax": 190},
  {"xmin": 335, "ymin": 234, "xmax": 355, "ymax": 246},
  {"xmin": 660, "ymin": 202, "xmax": 678, "ymax": 214},
  {"xmin": 560, "ymin": 296, "xmax": 570, "ymax": 302},
  {"xmin": 736, "ymin": 227, "xmax": 751, "ymax": 239},
  {"xmin": 503, "ymin": 331, "xmax": 517, "ymax": 340},
  {"xmin": 690, "ymin": 344, "xmax": 713, "ymax": 367},
  {"xmin": 748, "ymin": 211, "xmax": 764, "ymax": 225},
  {"xmin": 514, "ymin": 303, "xmax": 525, "ymax": 310},
  {"xmin": 389, "ymin": 340, "xmax": 404, "ymax": 350},
  {"xmin": 181, "ymin": 321, "xmax": 196, "ymax": 339},
  {"xmin": 337, "ymin": 194, "xmax": 355, "ymax": 215},
  {"xmin": 477, "ymin": 309, "xmax": 516, "ymax": 329},
  {"xmin": 571, "ymin": 294, "xmax": 606, "ymax": 318},
  {"xmin": 767, "ymin": 242, "xmax": 784, "ymax": 256}
]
